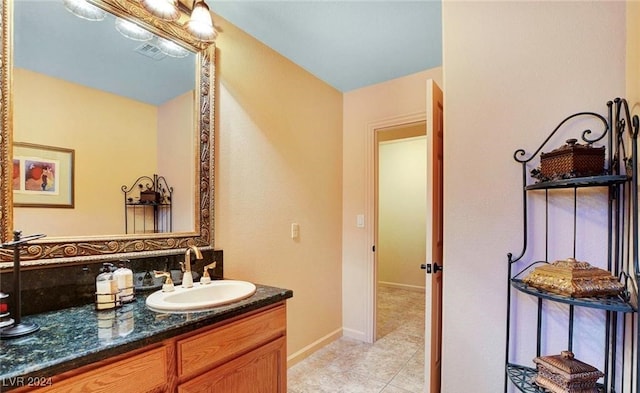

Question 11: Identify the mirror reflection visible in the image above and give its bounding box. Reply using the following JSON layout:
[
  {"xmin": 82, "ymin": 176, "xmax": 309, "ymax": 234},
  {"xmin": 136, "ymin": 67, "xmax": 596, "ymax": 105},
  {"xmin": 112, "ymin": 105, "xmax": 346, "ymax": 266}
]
[{"xmin": 12, "ymin": 0, "xmax": 197, "ymax": 237}]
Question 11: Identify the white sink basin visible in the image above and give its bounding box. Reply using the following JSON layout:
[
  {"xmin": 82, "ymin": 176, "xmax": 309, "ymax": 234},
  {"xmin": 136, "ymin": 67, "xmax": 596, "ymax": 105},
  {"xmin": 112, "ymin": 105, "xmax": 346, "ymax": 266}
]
[{"xmin": 145, "ymin": 280, "xmax": 257, "ymax": 312}]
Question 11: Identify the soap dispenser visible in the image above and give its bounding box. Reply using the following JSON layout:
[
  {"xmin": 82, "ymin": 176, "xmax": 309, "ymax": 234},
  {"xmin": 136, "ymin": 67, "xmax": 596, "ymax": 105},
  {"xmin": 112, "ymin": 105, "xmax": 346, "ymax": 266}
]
[
  {"xmin": 113, "ymin": 260, "xmax": 135, "ymax": 304},
  {"xmin": 95, "ymin": 263, "xmax": 119, "ymax": 311}
]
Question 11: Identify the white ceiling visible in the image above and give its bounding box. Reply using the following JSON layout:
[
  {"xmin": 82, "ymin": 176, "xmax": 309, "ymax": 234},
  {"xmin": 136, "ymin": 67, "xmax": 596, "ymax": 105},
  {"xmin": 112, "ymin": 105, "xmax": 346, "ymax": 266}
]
[
  {"xmin": 13, "ymin": 0, "xmax": 442, "ymax": 104},
  {"xmin": 210, "ymin": 1, "xmax": 442, "ymax": 92}
]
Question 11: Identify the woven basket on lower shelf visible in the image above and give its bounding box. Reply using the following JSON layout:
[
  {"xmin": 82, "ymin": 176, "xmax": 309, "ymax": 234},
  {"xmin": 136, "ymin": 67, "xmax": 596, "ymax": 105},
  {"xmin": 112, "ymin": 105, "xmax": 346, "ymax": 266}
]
[{"xmin": 533, "ymin": 351, "xmax": 603, "ymax": 393}]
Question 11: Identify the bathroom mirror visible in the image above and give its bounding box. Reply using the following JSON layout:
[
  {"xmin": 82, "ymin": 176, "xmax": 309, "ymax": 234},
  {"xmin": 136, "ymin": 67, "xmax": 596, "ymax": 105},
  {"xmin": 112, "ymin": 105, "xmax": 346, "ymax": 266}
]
[{"xmin": 0, "ymin": 0, "xmax": 215, "ymax": 266}]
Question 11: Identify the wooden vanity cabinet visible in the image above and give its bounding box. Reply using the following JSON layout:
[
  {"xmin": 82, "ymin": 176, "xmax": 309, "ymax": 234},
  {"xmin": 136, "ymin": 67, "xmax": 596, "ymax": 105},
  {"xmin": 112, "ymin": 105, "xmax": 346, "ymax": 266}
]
[
  {"xmin": 20, "ymin": 346, "xmax": 169, "ymax": 393},
  {"xmin": 174, "ymin": 302, "xmax": 287, "ymax": 392},
  {"xmin": 19, "ymin": 302, "xmax": 287, "ymax": 393}
]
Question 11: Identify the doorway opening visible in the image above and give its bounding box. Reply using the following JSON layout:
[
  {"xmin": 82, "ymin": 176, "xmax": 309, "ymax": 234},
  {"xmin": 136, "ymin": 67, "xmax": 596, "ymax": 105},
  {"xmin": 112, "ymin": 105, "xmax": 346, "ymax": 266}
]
[{"xmin": 375, "ymin": 121, "xmax": 427, "ymax": 341}]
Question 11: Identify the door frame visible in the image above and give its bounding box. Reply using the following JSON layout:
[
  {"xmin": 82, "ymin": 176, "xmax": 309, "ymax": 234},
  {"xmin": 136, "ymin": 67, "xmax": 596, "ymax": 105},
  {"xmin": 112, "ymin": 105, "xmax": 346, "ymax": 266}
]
[{"xmin": 364, "ymin": 111, "xmax": 427, "ymax": 343}]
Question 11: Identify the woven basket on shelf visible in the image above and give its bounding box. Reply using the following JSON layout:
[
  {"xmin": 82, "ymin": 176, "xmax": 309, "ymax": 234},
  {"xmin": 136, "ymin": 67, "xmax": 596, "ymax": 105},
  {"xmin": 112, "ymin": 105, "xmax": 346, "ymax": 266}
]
[
  {"xmin": 539, "ymin": 138, "xmax": 605, "ymax": 180},
  {"xmin": 523, "ymin": 258, "xmax": 623, "ymax": 298},
  {"xmin": 533, "ymin": 351, "xmax": 603, "ymax": 393}
]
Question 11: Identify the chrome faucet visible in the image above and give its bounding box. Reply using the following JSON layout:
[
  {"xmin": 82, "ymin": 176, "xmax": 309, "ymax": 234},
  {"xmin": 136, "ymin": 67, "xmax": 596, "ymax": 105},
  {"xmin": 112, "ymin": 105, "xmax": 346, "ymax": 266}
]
[{"xmin": 180, "ymin": 245, "xmax": 202, "ymax": 288}]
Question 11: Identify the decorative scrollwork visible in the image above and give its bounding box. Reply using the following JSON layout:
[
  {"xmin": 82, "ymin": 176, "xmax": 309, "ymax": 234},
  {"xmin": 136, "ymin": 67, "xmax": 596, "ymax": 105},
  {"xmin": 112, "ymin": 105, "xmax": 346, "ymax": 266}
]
[
  {"xmin": 514, "ymin": 111, "xmax": 609, "ymax": 164},
  {"xmin": 0, "ymin": 0, "xmax": 10, "ymax": 245},
  {"xmin": 0, "ymin": 233, "xmax": 210, "ymax": 262}
]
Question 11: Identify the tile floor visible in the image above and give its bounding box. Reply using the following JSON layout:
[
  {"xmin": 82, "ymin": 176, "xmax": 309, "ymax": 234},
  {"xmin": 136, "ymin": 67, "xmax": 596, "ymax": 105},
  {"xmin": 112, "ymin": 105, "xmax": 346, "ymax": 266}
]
[{"xmin": 288, "ymin": 286, "xmax": 426, "ymax": 393}]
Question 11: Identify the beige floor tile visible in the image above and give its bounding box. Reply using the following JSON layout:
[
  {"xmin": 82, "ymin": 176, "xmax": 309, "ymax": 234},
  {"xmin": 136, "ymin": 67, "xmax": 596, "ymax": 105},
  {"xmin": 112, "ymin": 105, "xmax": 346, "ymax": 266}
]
[
  {"xmin": 288, "ymin": 286, "xmax": 426, "ymax": 393},
  {"xmin": 380, "ymin": 385, "xmax": 415, "ymax": 393},
  {"xmin": 288, "ymin": 368, "xmax": 388, "ymax": 393},
  {"xmin": 388, "ymin": 349, "xmax": 425, "ymax": 393}
]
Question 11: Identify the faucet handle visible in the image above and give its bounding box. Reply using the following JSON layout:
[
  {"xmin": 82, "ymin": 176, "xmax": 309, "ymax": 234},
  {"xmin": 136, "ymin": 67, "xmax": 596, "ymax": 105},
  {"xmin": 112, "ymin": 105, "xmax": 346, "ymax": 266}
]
[
  {"xmin": 154, "ymin": 270, "xmax": 175, "ymax": 292},
  {"xmin": 200, "ymin": 262, "xmax": 217, "ymax": 285},
  {"xmin": 203, "ymin": 262, "xmax": 217, "ymax": 275}
]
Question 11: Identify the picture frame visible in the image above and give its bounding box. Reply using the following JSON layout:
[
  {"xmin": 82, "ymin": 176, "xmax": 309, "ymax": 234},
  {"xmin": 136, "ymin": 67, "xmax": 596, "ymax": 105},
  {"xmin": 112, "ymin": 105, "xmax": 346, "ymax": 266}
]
[{"xmin": 12, "ymin": 142, "xmax": 75, "ymax": 208}]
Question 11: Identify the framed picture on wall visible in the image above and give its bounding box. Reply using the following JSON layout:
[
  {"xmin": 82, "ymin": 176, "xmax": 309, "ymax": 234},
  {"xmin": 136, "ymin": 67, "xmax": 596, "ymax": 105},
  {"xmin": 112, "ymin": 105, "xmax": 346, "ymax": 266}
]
[{"xmin": 12, "ymin": 142, "xmax": 75, "ymax": 208}]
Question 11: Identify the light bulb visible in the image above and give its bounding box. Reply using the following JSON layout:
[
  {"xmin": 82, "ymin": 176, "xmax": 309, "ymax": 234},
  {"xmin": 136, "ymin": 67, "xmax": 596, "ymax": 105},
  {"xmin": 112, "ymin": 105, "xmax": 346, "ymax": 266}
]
[
  {"xmin": 115, "ymin": 18, "xmax": 154, "ymax": 41},
  {"xmin": 63, "ymin": 0, "xmax": 106, "ymax": 21},
  {"xmin": 156, "ymin": 37, "xmax": 190, "ymax": 58},
  {"xmin": 186, "ymin": 1, "xmax": 217, "ymax": 42},
  {"xmin": 140, "ymin": 0, "xmax": 180, "ymax": 22}
]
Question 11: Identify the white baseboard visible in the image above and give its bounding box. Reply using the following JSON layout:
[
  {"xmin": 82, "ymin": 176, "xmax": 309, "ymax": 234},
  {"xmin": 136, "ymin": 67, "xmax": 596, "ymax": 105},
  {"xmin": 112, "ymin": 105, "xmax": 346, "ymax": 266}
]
[
  {"xmin": 378, "ymin": 281, "xmax": 425, "ymax": 292},
  {"xmin": 287, "ymin": 328, "xmax": 343, "ymax": 368},
  {"xmin": 341, "ymin": 327, "xmax": 369, "ymax": 342}
]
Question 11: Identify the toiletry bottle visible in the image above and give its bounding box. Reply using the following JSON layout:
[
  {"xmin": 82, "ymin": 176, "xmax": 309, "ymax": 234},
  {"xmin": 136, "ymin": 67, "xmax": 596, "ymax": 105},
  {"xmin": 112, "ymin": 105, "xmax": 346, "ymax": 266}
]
[
  {"xmin": 117, "ymin": 305, "xmax": 135, "ymax": 337},
  {"xmin": 97, "ymin": 309, "xmax": 117, "ymax": 342},
  {"xmin": 113, "ymin": 259, "xmax": 135, "ymax": 304},
  {"xmin": 95, "ymin": 263, "xmax": 118, "ymax": 310}
]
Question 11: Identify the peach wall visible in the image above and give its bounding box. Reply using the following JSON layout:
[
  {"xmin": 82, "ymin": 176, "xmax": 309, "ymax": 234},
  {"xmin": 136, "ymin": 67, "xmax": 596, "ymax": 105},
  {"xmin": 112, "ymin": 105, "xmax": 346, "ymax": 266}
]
[
  {"xmin": 13, "ymin": 68, "xmax": 157, "ymax": 237},
  {"xmin": 342, "ymin": 68, "xmax": 442, "ymax": 341},
  {"xmin": 442, "ymin": 2, "xmax": 625, "ymax": 392},
  {"xmin": 378, "ymin": 136, "xmax": 426, "ymax": 289},
  {"xmin": 212, "ymin": 14, "xmax": 344, "ymax": 362},
  {"xmin": 158, "ymin": 90, "xmax": 195, "ymax": 233},
  {"xmin": 628, "ymin": 1, "xmax": 640, "ymax": 108}
]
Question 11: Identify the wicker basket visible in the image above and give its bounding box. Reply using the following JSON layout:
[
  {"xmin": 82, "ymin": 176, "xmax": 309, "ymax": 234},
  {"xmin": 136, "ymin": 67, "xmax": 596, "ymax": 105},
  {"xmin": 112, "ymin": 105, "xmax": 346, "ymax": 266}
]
[
  {"xmin": 523, "ymin": 258, "xmax": 623, "ymax": 298},
  {"xmin": 539, "ymin": 138, "xmax": 605, "ymax": 180},
  {"xmin": 140, "ymin": 190, "xmax": 161, "ymax": 203},
  {"xmin": 533, "ymin": 351, "xmax": 603, "ymax": 393}
]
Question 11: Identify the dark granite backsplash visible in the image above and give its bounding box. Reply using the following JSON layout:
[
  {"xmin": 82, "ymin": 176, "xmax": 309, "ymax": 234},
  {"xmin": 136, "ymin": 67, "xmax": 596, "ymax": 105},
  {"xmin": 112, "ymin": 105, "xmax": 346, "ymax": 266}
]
[{"xmin": 0, "ymin": 249, "xmax": 223, "ymax": 316}]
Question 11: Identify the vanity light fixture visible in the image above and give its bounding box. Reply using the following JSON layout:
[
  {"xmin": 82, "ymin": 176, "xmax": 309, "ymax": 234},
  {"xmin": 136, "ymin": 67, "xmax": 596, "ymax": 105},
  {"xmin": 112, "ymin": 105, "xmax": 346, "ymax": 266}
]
[
  {"xmin": 185, "ymin": 0, "xmax": 217, "ymax": 42},
  {"xmin": 141, "ymin": 0, "xmax": 218, "ymax": 42},
  {"xmin": 140, "ymin": 0, "xmax": 181, "ymax": 22},
  {"xmin": 63, "ymin": 0, "xmax": 106, "ymax": 21},
  {"xmin": 115, "ymin": 18, "xmax": 154, "ymax": 41},
  {"xmin": 156, "ymin": 37, "xmax": 190, "ymax": 58}
]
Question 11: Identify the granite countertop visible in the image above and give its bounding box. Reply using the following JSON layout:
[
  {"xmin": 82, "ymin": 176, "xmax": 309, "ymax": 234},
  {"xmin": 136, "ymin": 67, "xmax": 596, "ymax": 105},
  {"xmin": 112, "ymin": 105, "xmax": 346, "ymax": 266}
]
[{"xmin": 0, "ymin": 283, "xmax": 293, "ymax": 390}]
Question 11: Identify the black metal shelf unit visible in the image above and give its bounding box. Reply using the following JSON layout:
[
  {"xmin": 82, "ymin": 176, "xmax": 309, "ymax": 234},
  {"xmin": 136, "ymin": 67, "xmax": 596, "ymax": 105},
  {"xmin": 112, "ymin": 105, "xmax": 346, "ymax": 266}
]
[
  {"xmin": 121, "ymin": 174, "xmax": 173, "ymax": 234},
  {"xmin": 505, "ymin": 98, "xmax": 639, "ymax": 393}
]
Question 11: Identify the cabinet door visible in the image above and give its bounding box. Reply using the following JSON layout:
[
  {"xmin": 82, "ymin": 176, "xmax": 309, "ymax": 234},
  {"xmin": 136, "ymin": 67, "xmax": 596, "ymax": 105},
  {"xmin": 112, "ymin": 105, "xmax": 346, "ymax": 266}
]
[
  {"xmin": 33, "ymin": 346, "xmax": 168, "ymax": 393},
  {"xmin": 178, "ymin": 337, "xmax": 286, "ymax": 393}
]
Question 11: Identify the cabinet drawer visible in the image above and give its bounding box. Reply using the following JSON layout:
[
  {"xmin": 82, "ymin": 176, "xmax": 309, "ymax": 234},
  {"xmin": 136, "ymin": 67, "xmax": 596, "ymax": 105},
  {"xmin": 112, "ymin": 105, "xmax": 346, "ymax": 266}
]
[
  {"xmin": 36, "ymin": 346, "xmax": 168, "ymax": 393},
  {"xmin": 177, "ymin": 304, "xmax": 286, "ymax": 378}
]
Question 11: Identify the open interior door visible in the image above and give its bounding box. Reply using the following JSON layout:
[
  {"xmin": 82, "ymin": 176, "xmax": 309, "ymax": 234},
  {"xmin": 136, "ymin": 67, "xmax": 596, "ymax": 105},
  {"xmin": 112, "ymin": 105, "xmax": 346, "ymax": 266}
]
[{"xmin": 424, "ymin": 78, "xmax": 443, "ymax": 393}]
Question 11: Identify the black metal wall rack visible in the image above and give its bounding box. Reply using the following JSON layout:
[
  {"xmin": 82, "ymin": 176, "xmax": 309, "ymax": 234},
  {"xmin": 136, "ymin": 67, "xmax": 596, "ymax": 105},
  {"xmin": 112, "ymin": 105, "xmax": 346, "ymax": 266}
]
[
  {"xmin": 505, "ymin": 98, "xmax": 639, "ymax": 393},
  {"xmin": 121, "ymin": 174, "xmax": 173, "ymax": 234}
]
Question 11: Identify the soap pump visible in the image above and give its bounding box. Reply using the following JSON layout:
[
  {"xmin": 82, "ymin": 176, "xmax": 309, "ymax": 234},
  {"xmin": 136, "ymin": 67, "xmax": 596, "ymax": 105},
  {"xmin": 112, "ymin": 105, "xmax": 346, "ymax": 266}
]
[
  {"xmin": 113, "ymin": 259, "xmax": 135, "ymax": 304},
  {"xmin": 95, "ymin": 263, "xmax": 119, "ymax": 311}
]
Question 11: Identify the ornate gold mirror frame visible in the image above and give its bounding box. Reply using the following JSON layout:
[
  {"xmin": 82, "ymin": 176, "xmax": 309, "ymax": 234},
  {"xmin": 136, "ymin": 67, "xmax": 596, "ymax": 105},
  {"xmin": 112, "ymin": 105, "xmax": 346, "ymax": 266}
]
[{"xmin": 0, "ymin": 0, "xmax": 215, "ymax": 266}]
